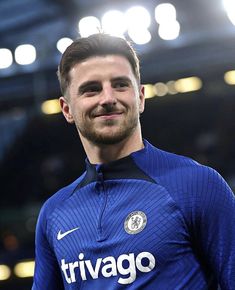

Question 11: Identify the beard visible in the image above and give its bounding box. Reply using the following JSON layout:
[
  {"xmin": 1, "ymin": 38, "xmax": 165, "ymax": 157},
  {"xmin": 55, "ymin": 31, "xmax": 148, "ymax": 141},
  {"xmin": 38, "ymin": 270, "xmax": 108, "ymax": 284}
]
[{"xmin": 75, "ymin": 107, "xmax": 140, "ymax": 145}]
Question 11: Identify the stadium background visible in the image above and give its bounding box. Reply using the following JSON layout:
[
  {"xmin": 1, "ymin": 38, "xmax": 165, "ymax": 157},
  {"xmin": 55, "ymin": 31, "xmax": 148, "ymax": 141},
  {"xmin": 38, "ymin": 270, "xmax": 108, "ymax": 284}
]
[{"xmin": 0, "ymin": 0, "xmax": 234, "ymax": 289}]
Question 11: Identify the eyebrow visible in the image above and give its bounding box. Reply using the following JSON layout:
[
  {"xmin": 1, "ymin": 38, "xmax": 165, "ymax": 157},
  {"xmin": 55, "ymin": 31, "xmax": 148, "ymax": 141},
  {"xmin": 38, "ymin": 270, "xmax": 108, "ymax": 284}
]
[
  {"xmin": 111, "ymin": 76, "xmax": 132, "ymax": 84},
  {"xmin": 77, "ymin": 76, "xmax": 132, "ymax": 95}
]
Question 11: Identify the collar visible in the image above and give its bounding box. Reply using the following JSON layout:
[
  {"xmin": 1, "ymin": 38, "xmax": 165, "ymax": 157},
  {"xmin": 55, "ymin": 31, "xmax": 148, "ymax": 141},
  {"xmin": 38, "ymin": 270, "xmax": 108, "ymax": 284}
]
[{"xmin": 77, "ymin": 140, "xmax": 156, "ymax": 189}]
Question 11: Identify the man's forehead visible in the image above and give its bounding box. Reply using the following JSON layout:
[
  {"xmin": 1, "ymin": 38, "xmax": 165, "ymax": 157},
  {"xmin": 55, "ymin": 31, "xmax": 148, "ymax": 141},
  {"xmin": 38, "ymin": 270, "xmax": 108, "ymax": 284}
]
[
  {"xmin": 69, "ymin": 55, "xmax": 134, "ymax": 81},
  {"xmin": 74, "ymin": 54, "xmax": 130, "ymax": 67}
]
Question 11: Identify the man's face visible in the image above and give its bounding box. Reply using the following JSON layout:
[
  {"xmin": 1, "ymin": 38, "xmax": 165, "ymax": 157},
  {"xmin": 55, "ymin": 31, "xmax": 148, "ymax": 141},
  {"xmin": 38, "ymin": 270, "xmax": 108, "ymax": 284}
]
[{"xmin": 60, "ymin": 55, "xmax": 145, "ymax": 145}]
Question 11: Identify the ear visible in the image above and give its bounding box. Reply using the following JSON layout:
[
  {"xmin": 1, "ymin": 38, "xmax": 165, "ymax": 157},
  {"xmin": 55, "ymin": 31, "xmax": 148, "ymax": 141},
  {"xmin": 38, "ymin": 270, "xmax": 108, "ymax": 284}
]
[
  {"xmin": 139, "ymin": 85, "xmax": 145, "ymax": 114},
  {"xmin": 59, "ymin": 96, "xmax": 74, "ymax": 123}
]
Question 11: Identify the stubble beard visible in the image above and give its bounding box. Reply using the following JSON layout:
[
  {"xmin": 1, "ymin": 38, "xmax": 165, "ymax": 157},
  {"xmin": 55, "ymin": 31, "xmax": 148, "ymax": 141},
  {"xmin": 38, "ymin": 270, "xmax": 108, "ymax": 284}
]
[{"xmin": 76, "ymin": 110, "xmax": 140, "ymax": 146}]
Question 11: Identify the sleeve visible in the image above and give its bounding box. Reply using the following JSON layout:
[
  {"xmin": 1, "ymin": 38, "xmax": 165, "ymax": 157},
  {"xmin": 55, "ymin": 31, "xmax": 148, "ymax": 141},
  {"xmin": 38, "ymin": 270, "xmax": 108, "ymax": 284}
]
[
  {"xmin": 193, "ymin": 167, "xmax": 235, "ymax": 290},
  {"xmin": 32, "ymin": 203, "xmax": 64, "ymax": 290}
]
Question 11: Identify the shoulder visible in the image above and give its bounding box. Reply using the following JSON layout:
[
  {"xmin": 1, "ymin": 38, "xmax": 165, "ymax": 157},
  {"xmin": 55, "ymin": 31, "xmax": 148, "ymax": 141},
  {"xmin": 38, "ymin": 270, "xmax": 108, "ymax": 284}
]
[
  {"xmin": 139, "ymin": 140, "xmax": 207, "ymax": 181},
  {"xmin": 140, "ymin": 140, "xmax": 233, "ymax": 200},
  {"xmin": 143, "ymin": 141, "xmax": 235, "ymax": 224}
]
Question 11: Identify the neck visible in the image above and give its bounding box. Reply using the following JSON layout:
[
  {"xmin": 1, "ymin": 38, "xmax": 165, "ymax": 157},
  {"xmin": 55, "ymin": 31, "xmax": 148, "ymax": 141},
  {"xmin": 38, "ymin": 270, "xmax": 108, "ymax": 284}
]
[{"xmin": 80, "ymin": 128, "xmax": 144, "ymax": 164}]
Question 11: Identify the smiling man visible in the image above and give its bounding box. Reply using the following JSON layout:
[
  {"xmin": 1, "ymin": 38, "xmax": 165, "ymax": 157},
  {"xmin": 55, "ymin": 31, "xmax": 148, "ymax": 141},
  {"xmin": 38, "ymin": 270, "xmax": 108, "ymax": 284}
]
[
  {"xmin": 32, "ymin": 33, "xmax": 235, "ymax": 290},
  {"xmin": 59, "ymin": 54, "xmax": 145, "ymax": 163}
]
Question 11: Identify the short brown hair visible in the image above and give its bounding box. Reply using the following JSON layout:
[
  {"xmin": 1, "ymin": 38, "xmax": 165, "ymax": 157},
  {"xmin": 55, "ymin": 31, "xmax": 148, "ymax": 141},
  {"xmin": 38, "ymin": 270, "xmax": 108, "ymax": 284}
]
[{"xmin": 57, "ymin": 33, "xmax": 140, "ymax": 96}]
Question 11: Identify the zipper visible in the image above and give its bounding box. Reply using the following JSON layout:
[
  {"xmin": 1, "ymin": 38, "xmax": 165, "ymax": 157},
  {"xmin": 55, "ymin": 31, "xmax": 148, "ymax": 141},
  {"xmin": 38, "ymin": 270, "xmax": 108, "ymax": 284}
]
[{"xmin": 97, "ymin": 171, "xmax": 108, "ymax": 242}]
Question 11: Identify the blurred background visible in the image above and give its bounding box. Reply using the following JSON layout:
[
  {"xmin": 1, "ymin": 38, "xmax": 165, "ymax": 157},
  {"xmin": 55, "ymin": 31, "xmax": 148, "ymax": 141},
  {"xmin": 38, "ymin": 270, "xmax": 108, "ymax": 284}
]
[{"xmin": 0, "ymin": 0, "xmax": 235, "ymax": 289}]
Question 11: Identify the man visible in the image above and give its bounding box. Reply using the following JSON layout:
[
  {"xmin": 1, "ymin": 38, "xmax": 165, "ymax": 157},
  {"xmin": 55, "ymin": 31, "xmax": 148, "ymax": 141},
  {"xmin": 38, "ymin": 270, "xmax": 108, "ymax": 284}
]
[{"xmin": 32, "ymin": 33, "xmax": 235, "ymax": 289}]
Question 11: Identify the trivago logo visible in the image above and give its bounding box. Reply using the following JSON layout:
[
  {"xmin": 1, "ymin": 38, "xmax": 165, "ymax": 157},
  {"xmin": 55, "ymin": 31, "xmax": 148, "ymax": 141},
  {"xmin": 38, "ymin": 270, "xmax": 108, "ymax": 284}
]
[{"xmin": 61, "ymin": 251, "xmax": 155, "ymax": 285}]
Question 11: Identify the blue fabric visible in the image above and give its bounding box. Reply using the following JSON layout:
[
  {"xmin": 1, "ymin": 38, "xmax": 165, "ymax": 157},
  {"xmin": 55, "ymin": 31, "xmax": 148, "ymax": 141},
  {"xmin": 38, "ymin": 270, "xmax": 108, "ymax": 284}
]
[{"xmin": 32, "ymin": 140, "xmax": 235, "ymax": 289}]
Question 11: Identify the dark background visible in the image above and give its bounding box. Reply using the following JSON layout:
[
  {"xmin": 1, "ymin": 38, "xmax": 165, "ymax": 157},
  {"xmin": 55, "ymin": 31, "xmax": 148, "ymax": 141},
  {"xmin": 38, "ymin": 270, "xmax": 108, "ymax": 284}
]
[{"xmin": 0, "ymin": 0, "xmax": 234, "ymax": 289}]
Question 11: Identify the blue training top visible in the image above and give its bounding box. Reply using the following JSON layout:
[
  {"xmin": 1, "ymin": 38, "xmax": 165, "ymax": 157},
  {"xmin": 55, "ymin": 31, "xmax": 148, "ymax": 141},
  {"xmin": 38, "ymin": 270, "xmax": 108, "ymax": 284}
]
[{"xmin": 32, "ymin": 140, "xmax": 235, "ymax": 289}]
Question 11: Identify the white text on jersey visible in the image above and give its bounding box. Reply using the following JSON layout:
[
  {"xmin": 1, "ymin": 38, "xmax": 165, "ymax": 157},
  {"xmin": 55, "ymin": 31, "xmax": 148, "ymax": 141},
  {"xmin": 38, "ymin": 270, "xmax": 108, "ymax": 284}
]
[{"xmin": 61, "ymin": 251, "xmax": 155, "ymax": 285}]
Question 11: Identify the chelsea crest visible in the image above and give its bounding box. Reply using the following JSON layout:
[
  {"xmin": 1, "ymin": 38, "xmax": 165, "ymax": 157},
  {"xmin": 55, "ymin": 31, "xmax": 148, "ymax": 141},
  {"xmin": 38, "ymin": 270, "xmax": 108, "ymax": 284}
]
[{"xmin": 124, "ymin": 211, "xmax": 147, "ymax": 235}]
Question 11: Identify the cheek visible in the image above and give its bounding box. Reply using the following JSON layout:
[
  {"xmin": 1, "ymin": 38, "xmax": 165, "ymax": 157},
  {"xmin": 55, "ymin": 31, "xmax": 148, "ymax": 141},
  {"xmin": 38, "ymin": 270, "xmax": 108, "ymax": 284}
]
[
  {"xmin": 71, "ymin": 100, "xmax": 94, "ymax": 120},
  {"xmin": 69, "ymin": 101, "xmax": 82, "ymax": 120},
  {"xmin": 132, "ymin": 95, "xmax": 142, "ymax": 111}
]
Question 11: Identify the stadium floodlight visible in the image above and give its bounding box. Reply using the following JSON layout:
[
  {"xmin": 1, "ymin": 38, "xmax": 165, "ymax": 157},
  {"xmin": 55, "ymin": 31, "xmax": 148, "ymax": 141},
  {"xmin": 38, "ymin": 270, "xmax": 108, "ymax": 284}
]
[
  {"xmin": 0, "ymin": 48, "xmax": 13, "ymax": 69},
  {"xmin": 226, "ymin": 12, "xmax": 235, "ymax": 25},
  {"xmin": 125, "ymin": 6, "xmax": 151, "ymax": 29},
  {"xmin": 223, "ymin": 0, "xmax": 235, "ymax": 25},
  {"xmin": 128, "ymin": 28, "xmax": 151, "ymax": 45},
  {"xmin": 166, "ymin": 80, "xmax": 178, "ymax": 94},
  {"xmin": 56, "ymin": 37, "xmax": 73, "ymax": 54},
  {"xmin": 101, "ymin": 10, "xmax": 127, "ymax": 37},
  {"xmin": 41, "ymin": 99, "xmax": 61, "ymax": 115},
  {"xmin": 15, "ymin": 44, "xmax": 36, "ymax": 65},
  {"xmin": 158, "ymin": 20, "xmax": 180, "ymax": 40},
  {"xmin": 175, "ymin": 77, "xmax": 202, "ymax": 93},
  {"xmin": 154, "ymin": 82, "xmax": 168, "ymax": 97},
  {"xmin": 155, "ymin": 3, "xmax": 177, "ymax": 24},
  {"xmin": 14, "ymin": 260, "xmax": 35, "ymax": 278},
  {"xmin": 224, "ymin": 70, "xmax": 235, "ymax": 85},
  {"xmin": 78, "ymin": 16, "xmax": 101, "ymax": 37},
  {"xmin": 0, "ymin": 265, "xmax": 11, "ymax": 280},
  {"xmin": 144, "ymin": 84, "xmax": 156, "ymax": 99}
]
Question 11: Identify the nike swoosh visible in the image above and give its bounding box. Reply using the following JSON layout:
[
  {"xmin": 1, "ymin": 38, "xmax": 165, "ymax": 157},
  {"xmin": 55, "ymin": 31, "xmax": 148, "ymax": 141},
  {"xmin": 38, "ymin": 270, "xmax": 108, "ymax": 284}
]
[{"xmin": 57, "ymin": 227, "xmax": 79, "ymax": 240}]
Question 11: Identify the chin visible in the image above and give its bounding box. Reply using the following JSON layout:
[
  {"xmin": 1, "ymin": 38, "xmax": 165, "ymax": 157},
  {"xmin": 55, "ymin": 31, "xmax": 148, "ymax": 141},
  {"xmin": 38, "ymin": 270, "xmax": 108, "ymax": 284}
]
[
  {"xmin": 79, "ymin": 117, "xmax": 139, "ymax": 146},
  {"xmin": 87, "ymin": 128, "xmax": 134, "ymax": 146},
  {"xmin": 91, "ymin": 134, "xmax": 127, "ymax": 145}
]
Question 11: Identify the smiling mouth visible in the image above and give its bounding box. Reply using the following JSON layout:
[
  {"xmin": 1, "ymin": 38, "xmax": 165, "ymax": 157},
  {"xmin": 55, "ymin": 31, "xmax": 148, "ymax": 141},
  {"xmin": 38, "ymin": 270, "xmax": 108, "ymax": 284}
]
[{"xmin": 94, "ymin": 111, "xmax": 123, "ymax": 118}]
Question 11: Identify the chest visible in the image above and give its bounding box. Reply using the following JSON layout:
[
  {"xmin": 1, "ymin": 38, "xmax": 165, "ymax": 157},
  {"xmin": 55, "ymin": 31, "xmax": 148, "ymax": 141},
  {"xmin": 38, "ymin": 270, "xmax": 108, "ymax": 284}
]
[{"xmin": 49, "ymin": 180, "xmax": 189, "ymax": 263}]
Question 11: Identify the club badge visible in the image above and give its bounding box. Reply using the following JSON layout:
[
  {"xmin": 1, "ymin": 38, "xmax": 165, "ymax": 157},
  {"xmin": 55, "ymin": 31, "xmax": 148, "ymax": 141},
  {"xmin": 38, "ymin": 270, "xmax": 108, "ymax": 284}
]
[{"xmin": 124, "ymin": 211, "xmax": 147, "ymax": 234}]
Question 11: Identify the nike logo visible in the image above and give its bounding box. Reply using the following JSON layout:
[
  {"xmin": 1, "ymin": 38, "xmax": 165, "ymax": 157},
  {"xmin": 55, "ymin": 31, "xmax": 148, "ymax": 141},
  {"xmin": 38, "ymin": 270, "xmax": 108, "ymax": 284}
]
[{"xmin": 57, "ymin": 227, "xmax": 80, "ymax": 240}]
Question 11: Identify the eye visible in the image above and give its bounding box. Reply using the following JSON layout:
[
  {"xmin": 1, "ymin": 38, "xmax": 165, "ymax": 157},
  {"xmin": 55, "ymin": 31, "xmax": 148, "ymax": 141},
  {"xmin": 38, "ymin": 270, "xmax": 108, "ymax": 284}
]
[
  {"xmin": 113, "ymin": 80, "xmax": 129, "ymax": 90},
  {"xmin": 80, "ymin": 83, "xmax": 102, "ymax": 96},
  {"xmin": 86, "ymin": 84, "xmax": 101, "ymax": 92}
]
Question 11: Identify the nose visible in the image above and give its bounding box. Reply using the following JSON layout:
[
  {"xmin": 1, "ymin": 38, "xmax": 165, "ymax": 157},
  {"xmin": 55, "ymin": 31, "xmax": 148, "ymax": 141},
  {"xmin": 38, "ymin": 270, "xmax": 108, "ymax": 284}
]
[{"xmin": 99, "ymin": 84, "xmax": 117, "ymax": 106}]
